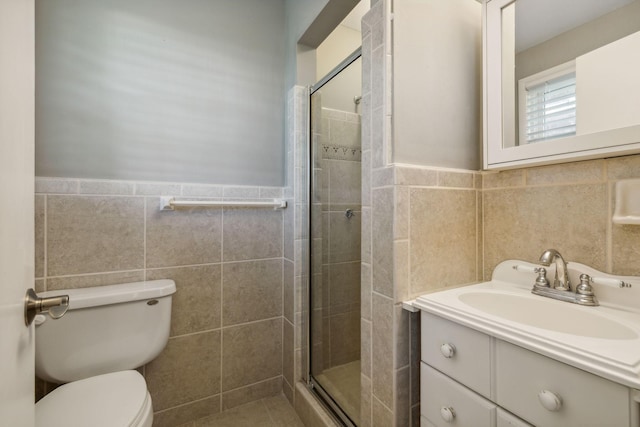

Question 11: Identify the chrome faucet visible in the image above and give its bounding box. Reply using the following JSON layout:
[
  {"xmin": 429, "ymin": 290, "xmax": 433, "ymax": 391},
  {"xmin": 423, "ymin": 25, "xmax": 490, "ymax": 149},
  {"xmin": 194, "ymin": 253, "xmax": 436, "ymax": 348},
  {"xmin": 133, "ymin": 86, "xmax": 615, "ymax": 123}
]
[{"xmin": 539, "ymin": 249, "xmax": 571, "ymax": 291}]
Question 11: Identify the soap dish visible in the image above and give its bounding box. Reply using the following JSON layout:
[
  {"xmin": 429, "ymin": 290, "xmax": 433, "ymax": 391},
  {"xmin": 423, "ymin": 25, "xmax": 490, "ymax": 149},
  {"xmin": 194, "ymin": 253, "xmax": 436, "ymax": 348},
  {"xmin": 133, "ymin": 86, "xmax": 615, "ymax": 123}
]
[{"xmin": 613, "ymin": 179, "xmax": 640, "ymax": 225}]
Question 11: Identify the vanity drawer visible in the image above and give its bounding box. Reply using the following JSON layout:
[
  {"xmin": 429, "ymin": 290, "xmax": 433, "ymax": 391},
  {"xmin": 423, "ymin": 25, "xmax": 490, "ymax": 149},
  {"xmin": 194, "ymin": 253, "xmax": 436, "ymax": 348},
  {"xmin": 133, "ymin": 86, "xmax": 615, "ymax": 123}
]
[
  {"xmin": 496, "ymin": 340, "xmax": 630, "ymax": 427},
  {"xmin": 421, "ymin": 363, "xmax": 497, "ymax": 427},
  {"xmin": 497, "ymin": 408, "xmax": 532, "ymax": 427},
  {"xmin": 421, "ymin": 311, "xmax": 492, "ymax": 397}
]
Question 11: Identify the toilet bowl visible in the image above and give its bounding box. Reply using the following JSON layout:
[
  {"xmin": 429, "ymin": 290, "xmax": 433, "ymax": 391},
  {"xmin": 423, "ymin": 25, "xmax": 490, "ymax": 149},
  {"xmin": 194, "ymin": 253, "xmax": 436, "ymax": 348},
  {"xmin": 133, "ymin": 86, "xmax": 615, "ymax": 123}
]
[{"xmin": 34, "ymin": 280, "xmax": 176, "ymax": 427}]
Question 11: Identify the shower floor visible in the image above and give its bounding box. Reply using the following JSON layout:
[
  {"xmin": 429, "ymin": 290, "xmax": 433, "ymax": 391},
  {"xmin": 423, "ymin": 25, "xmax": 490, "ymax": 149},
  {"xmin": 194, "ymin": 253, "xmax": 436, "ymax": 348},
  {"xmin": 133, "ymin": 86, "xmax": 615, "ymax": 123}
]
[
  {"xmin": 187, "ymin": 394, "xmax": 304, "ymax": 427},
  {"xmin": 315, "ymin": 360, "xmax": 361, "ymax": 425}
]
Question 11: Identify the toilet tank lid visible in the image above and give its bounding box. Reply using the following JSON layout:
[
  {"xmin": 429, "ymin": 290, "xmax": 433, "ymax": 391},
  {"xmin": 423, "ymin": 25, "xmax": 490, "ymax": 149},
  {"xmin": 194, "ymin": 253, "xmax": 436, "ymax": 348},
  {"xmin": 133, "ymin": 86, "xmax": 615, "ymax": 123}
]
[{"xmin": 38, "ymin": 279, "xmax": 176, "ymax": 311}]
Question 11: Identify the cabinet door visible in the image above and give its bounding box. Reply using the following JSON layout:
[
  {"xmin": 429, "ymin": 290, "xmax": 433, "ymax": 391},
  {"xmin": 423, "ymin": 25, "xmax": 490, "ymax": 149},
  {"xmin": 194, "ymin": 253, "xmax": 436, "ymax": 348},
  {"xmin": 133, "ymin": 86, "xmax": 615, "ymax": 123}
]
[
  {"xmin": 421, "ymin": 311, "xmax": 492, "ymax": 398},
  {"xmin": 421, "ymin": 363, "xmax": 497, "ymax": 427},
  {"xmin": 496, "ymin": 340, "xmax": 630, "ymax": 427}
]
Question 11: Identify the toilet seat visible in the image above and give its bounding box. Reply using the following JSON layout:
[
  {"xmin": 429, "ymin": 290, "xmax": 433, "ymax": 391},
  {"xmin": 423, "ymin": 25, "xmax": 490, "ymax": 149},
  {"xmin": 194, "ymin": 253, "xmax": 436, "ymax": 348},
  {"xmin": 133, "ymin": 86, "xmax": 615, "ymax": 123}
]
[{"xmin": 36, "ymin": 370, "xmax": 153, "ymax": 427}]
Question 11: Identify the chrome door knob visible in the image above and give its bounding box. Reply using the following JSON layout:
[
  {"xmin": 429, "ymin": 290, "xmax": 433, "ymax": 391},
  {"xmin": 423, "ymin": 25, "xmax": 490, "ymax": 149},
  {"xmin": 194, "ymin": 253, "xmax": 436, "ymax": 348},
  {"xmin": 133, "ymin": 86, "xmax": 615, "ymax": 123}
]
[{"xmin": 24, "ymin": 288, "xmax": 69, "ymax": 326}]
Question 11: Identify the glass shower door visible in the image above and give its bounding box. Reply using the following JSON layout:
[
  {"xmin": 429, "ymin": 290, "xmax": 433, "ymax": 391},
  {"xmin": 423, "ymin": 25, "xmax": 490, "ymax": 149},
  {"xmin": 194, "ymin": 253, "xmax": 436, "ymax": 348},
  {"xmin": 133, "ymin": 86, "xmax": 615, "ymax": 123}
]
[{"xmin": 309, "ymin": 53, "xmax": 362, "ymax": 426}]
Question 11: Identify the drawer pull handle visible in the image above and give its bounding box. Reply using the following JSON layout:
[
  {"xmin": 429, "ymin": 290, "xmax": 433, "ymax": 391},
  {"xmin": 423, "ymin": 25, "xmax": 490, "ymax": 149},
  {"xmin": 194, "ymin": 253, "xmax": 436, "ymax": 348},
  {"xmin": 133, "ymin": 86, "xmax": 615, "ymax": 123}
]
[
  {"xmin": 538, "ymin": 390, "xmax": 563, "ymax": 411},
  {"xmin": 440, "ymin": 406, "xmax": 456, "ymax": 422},
  {"xmin": 440, "ymin": 343, "xmax": 456, "ymax": 358}
]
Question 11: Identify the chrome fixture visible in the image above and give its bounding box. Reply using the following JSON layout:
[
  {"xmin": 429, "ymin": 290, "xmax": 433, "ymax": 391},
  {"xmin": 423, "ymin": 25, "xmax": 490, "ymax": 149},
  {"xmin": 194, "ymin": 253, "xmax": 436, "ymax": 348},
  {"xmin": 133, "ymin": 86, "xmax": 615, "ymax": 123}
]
[
  {"xmin": 345, "ymin": 209, "xmax": 355, "ymax": 219},
  {"xmin": 353, "ymin": 95, "xmax": 362, "ymax": 105},
  {"xmin": 539, "ymin": 249, "xmax": 570, "ymax": 291},
  {"xmin": 513, "ymin": 249, "xmax": 632, "ymax": 306},
  {"xmin": 25, "ymin": 288, "xmax": 69, "ymax": 326}
]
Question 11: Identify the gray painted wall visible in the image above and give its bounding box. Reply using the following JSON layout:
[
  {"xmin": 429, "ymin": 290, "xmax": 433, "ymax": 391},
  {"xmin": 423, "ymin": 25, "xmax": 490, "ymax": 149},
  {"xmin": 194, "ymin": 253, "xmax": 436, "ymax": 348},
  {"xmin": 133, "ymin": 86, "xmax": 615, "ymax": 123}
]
[{"xmin": 36, "ymin": 0, "xmax": 286, "ymax": 186}]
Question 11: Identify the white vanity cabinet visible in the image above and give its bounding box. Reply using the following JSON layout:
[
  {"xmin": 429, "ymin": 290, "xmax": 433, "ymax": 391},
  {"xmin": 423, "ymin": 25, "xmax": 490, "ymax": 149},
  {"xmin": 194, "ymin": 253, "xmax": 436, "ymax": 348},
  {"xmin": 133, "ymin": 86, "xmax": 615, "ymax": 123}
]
[{"xmin": 420, "ymin": 311, "xmax": 635, "ymax": 427}]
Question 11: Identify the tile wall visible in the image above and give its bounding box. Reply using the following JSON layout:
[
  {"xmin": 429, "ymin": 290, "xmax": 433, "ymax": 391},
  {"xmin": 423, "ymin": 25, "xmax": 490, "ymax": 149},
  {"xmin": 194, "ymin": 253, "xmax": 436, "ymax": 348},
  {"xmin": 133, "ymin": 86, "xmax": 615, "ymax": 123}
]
[
  {"xmin": 482, "ymin": 155, "xmax": 640, "ymax": 278},
  {"xmin": 35, "ymin": 178, "xmax": 287, "ymax": 427}
]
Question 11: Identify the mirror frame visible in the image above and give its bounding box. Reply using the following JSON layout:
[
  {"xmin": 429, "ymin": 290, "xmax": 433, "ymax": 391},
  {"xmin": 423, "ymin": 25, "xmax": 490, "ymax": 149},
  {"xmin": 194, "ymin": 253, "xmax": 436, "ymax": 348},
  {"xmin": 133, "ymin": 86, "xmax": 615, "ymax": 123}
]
[{"xmin": 482, "ymin": 0, "xmax": 640, "ymax": 170}]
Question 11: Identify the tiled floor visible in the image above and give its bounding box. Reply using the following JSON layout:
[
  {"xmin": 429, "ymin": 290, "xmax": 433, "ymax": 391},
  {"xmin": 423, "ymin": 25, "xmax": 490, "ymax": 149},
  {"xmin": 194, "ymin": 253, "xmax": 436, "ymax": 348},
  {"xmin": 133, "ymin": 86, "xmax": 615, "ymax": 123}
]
[
  {"xmin": 181, "ymin": 394, "xmax": 305, "ymax": 427},
  {"xmin": 315, "ymin": 360, "xmax": 360, "ymax": 425}
]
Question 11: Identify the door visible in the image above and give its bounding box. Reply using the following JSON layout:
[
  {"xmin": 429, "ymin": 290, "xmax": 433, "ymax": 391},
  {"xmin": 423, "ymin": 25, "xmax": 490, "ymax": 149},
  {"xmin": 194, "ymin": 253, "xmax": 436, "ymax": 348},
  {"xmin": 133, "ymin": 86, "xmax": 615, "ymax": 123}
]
[{"xmin": 0, "ymin": 0, "xmax": 36, "ymax": 425}]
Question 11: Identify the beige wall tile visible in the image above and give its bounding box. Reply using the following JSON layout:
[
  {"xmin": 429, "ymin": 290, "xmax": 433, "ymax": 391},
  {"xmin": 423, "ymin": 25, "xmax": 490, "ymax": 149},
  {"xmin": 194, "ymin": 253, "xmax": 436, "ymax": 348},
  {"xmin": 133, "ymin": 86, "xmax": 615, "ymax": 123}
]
[
  {"xmin": 35, "ymin": 195, "xmax": 45, "ymax": 278},
  {"xmin": 409, "ymin": 189, "xmax": 477, "ymax": 295},
  {"xmin": 395, "ymin": 305, "xmax": 410, "ymax": 369},
  {"xmin": 361, "ymin": 374, "xmax": 372, "ymax": 427},
  {"xmin": 372, "ymin": 188, "xmax": 394, "ymax": 297},
  {"xmin": 483, "ymin": 184, "xmax": 607, "ymax": 276},
  {"xmin": 372, "ymin": 396, "xmax": 393, "ymax": 427},
  {"xmin": 147, "ymin": 265, "xmax": 221, "ymax": 337},
  {"xmin": 526, "ymin": 160, "xmax": 605, "ymax": 186},
  {"xmin": 222, "ymin": 318, "xmax": 282, "ymax": 391},
  {"xmin": 361, "ymin": 262, "xmax": 372, "ymax": 321},
  {"xmin": 47, "ymin": 195, "xmax": 144, "ymax": 276},
  {"xmin": 145, "ymin": 330, "xmax": 221, "ymax": 411},
  {"xmin": 146, "ymin": 198, "xmax": 222, "ymax": 268},
  {"xmin": 482, "ymin": 170, "xmax": 525, "ymax": 189},
  {"xmin": 372, "ymin": 167, "xmax": 393, "ymax": 188},
  {"xmin": 438, "ymin": 171, "xmax": 474, "ymax": 188},
  {"xmin": 362, "ymin": 208, "xmax": 372, "ymax": 264},
  {"xmin": 153, "ymin": 395, "xmax": 220, "ymax": 427},
  {"xmin": 221, "ymin": 377, "xmax": 282, "ymax": 411},
  {"xmin": 222, "ymin": 209, "xmax": 282, "ymax": 261},
  {"xmin": 394, "ymin": 241, "xmax": 409, "ymax": 302},
  {"xmin": 79, "ymin": 180, "xmax": 134, "ymax": 195},
  {"xmin": 283, "ymin": 320, "xmax": 294, "ymax": 387},
  {"xmin": 329, "ymin": 161, "xmax": 362, "ymax": 209},
  {"xmin": 612, "ymin": 224, "xmax": 640, "ymax": 275},
  {"xmin": 362, "ymin": 150, "xmax": 372, "ymax": 207},
  {"xmin": 135, "ymin": 183, "xmax": 181, "ymax": 196},
  {"xmin": 283, "ymin": 260, "xmax": 294, "ymax": 323},
  {"xmin": 395, "ymin": 167, "xmax": 437, "ymax": 187},
  {"xmin": 35, "ymin": 177, "xmax": 78, "ymax": 194},
  {"xmin": 371, "ymin": 293, "xmax": 393, "ymax": 408},
  {"xmin": 47, "ymin": 270, "xmax": 145, "ymax": 291},
  {"xmin": 361, "ymin": 318, "xmax": 372, "ymax": 378},
  {"xmin": 222, "ymin": 259, "xmax": 282, "ymax": 326},
  {"xmin": 395, "ymin": 366, "xmax": 410, "ymax": 427},
  {"xmin": 607, "ymin": 154, "xmax": 640, "ymax": 180},
  {"xmin": 395, "ymin": 186, "xmax": 409, "ymax": 240},
  {"xmin": 181, "ymin": 185, "xmax": 223, "ymax": 198}
]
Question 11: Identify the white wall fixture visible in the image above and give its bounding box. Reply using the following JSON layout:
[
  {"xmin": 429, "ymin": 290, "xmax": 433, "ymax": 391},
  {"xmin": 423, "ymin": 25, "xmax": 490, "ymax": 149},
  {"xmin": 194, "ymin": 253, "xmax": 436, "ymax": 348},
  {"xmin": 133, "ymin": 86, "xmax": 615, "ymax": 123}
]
[{"xmin": 613, "ymin": 179, "xmax": 640, "ymax": 225}]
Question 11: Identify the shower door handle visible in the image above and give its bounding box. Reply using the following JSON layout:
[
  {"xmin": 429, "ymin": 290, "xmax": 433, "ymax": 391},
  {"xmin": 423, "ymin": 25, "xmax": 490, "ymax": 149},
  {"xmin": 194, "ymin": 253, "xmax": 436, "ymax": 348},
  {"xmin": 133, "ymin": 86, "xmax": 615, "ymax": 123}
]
[{"xmin": 24, "ymin": 288, "xmax": 69, "ymax": 326}]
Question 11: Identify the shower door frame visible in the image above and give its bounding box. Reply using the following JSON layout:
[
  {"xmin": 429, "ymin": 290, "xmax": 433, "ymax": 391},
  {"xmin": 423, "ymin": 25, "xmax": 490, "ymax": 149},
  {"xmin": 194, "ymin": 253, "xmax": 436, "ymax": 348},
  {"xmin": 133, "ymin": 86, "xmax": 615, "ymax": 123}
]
[{"xmin": 307, "ymin": 46, "xmax": 362, "ymax": 427}]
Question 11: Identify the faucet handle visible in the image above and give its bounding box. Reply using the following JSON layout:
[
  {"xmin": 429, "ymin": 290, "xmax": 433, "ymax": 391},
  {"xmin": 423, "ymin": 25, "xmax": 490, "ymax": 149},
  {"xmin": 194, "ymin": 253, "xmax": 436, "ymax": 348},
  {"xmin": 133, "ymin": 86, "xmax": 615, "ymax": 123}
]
[
  {"xmin": 513, "ymin": 265, "xmax": 549, "ymax": 288},
  {"xmin": 589, "ymin": 276, "xmax": 632, "ymax": 289}
]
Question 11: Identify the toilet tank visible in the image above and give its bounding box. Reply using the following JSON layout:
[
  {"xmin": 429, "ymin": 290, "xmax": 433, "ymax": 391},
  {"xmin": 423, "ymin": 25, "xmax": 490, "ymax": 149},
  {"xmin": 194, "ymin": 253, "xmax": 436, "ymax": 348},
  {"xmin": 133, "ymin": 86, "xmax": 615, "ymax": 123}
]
[{"xmin": 35, "ymin": 280, "xmax": 176, "ymax": 383}]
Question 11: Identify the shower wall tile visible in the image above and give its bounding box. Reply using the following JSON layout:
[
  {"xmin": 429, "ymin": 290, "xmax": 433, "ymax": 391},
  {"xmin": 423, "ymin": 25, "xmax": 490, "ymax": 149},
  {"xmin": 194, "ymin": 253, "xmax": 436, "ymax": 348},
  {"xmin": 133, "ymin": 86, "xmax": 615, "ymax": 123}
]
[
  {"xmin": 222, "ymin": 318, "xmax": 283, "ymax": 391},
  {"xmin": 146, "ymin": 330, "xmax": 221, "ymax": 411},
  {"xmin": 222, "ymin": 208, "xmax": 282, "ymax": 261},
  {"xmin": 222, "ymin": 259, "xmax": 282, "ymax": 326},
  {"xmin": 46, "ymin": 195, "xmax": 144, "ymax": 276},
  {"xmin": 181, "ymin": 184, "xmax": 224, "ymax": 198},
  {"xmin": 283, "ymin": 260, "xmax": 294, "ymax": 323},
  {"xmin": 35, "ymin": 195, "xmax": 45, "ymax": 278},
  {"xmin": 146, "ymin": 198, "xmax": 222, "ymax": 268},
  {"xmin": 438, "ymin": 171, "xmax": 475, "ymax": 188},
  {"xmin": 223, "ymin": 186, "xmax": 261, "ymax": 199},
  {"xmin": 525, "ymin": 159, "xmax": 604, "ymax": 186},
  {"xmin": 146, "ymin": 264, "xmax": 222, "ymax": 337},
  {"xmin": 283, "ymin": 319, "xmax": 294, "ymax": 387},
  {"xmin": 371, "ymin": 293, "xmax": 393, "ymax": 408}
]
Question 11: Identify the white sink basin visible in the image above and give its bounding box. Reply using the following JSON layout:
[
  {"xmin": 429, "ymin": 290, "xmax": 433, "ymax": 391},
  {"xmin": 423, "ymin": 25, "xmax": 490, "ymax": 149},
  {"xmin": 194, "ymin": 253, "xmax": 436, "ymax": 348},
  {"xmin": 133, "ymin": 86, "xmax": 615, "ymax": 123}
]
[{"xmin": 458, "ymin": 292, "xmax": 638, "ymax": 340}]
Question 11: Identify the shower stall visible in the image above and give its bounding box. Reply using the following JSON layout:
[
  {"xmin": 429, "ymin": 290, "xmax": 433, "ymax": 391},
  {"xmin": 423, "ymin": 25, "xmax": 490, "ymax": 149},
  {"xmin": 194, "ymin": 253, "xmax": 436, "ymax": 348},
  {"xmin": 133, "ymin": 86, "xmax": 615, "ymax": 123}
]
[{"xmin": 308, "ymin": 49, "xmax": 362, "ymax": 426}]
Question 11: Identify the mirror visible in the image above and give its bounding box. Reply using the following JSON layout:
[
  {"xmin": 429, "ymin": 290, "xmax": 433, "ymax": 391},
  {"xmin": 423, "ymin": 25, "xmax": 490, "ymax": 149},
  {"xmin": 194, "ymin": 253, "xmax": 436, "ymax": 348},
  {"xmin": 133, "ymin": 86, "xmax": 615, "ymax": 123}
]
[{"xmin": 484, "ymin": 0, "xmax": 640, "ymax": 169}]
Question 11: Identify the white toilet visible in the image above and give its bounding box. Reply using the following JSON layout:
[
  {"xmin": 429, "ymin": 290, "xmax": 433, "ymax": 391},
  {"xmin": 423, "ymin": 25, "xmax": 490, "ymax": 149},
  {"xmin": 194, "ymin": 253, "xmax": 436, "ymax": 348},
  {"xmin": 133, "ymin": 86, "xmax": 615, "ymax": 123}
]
[{"xmin": 34, "ymin": 279, "xmax": 176, "ymax": 427}]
